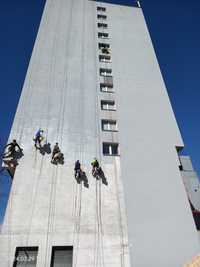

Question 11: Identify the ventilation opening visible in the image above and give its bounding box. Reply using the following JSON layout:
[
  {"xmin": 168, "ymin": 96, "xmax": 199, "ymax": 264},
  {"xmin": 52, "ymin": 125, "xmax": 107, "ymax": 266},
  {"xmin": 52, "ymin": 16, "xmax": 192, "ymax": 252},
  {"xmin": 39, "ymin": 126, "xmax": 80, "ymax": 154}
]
[{"xmin": 50, "ymin": 246, "xmax": 73, "ymax": 267}]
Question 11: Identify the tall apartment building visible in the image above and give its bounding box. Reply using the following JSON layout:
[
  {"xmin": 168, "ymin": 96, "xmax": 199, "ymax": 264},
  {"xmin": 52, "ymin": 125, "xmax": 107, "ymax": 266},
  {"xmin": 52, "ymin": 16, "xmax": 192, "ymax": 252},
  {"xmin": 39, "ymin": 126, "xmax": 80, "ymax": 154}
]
[{"xmin": 0, "ymin": 0, "xmax": 200, "ymax": 266}]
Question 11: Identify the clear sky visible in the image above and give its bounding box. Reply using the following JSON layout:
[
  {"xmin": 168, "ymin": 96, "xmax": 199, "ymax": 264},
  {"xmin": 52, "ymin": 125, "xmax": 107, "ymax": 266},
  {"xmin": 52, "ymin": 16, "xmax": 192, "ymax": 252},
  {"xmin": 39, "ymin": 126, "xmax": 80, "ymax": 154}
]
[{"xmin": 0, "ymin": 0, "xmax": 200, "ymax": 222}]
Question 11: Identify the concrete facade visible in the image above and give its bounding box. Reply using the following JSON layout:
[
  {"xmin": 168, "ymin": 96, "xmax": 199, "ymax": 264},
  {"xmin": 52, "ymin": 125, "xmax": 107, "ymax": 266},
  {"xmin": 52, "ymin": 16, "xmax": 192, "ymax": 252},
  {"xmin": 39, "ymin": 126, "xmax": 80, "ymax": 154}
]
[
  {"xmin": 180, "ymin": 156, "xmax": 200, "ymax": 212},
  {"xmin": 0, "ymin": 0, "xmax": 199, "ymax": 266}
]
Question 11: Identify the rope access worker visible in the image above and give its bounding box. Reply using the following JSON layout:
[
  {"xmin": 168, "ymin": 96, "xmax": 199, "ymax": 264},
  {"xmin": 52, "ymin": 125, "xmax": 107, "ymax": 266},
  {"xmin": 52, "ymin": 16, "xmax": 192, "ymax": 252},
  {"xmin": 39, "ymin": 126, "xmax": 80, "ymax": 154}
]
[
  {"xmin": 74, "ymin": 160, "xmax": 81, "ymax": 178},
  {"xmin": 101, "ymin": 48, "xmax": 110, "ymax": 54},
  {"xmin": 34, "ymin": 129, "xmax": 44, "ymax": 148},
  {"xmin": 91, "ymin": 158, "xmax": 100, "ymax": 176},
  {"xmin": 51, "ymin": 143, "xmax": 62, "ymax": 164},
  {"xmin": 3, "ymin": 139, "xmax": 22, "ymax": 159}
]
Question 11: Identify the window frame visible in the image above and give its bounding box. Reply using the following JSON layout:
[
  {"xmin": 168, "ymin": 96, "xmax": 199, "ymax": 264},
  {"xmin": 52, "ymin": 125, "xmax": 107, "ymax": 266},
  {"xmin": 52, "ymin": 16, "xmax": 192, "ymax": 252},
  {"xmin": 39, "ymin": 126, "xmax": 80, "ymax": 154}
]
[
  {"xmin": 97, "ymin": 6, "xmax": 106, "ymax": 12},
  {"xmin": 103, "ymin": 142, "xmax": 119, "ymax": 156},
  {"xmin": 97, "ymin": 22, "xmax": 108, "ymax": 29},
  {"xmin": 101, "ymin": 100, "xmax": 116, "ymax": 111},
  {"xmin": 101, "ymin": 120, "xmax": 118, "ymax": 132},
  {"xmin": 98, "ymin": 32, "xmax": 109, "ymax": 39},
  {"xmin": 97, "ymin": 14, "xmax": 107, "ymax": 20},
  {"xmin": 100, "ymin": 83, "xmax": 114, "ymax": 93},
  {"xmin": 13, "ymin": 247, "xmax": 38, "ymax": 267},
  {"xmin": 98, "ymin": 43, "xmax": 110, "ymax": 49},
  {"xmin": 50, "ymin": 246, "xmax": 73, "ymax": 267},
  {"xmin": 99, "ymin": 54, "xmax": 111, "ymax": 63},
  {"xmin": 100, "ymin": 68, "xmax": 112, "ymax": 76}
]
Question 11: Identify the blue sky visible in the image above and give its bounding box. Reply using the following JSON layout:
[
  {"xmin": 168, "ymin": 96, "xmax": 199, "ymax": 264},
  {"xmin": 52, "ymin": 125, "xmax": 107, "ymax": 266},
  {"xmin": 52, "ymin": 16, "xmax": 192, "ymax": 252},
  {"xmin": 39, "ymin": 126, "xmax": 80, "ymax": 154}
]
[{"xmin": 0, "ymin": 0, "xmax": 200, "ymax": 222}]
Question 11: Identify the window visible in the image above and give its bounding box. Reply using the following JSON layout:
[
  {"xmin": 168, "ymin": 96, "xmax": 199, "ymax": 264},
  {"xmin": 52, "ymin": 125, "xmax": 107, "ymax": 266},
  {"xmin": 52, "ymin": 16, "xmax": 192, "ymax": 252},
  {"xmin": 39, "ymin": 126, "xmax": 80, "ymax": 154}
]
[
  {"xmin": 100, "ymin": 83, "xmax": 114, "ymax": 93},
  {"xmin": 102, "ymin": 120, "xmax": 117, "ymax": 131},
  {"xmin": 98, "ymin": 43, "xmax": 110, "ymax": 49},
  {"xmin": 13, "ymin": 247, "xmax": 38, "ymax": 267},
  {"xmin": 103, "ymin": 143, "xmax": 119, "ymax": 156},
  {"xmin": 50, "ymin": 246, "xmax": 73, "ymax": 267},
  {"xmin": 99, "ymin": 43, "xmax": 110, "ymax": 54},
  {"xmin": 97, "ymin": 22, "xmax": 108, "ymax": 29},
  {"xmin": 100, "ymin": 68, "xmax": 112, "ymax": 76},
  {"xmin": 101, "ymin": 100, "xmax": 116, "ymax": 111},
  {"xmin": 97, "ymin": 6, "xmax": 106, "ymax": 12},
  {"xmin": 98, "ymin": 32, "xmax": 109, "ymax": 39},
  {"xmin": 97, "ymin": 14, "xmax": 107, "ymax": 20},
  {"xmin": 99, "ymin": 54, "xmax": 111, "ymax": 62}
]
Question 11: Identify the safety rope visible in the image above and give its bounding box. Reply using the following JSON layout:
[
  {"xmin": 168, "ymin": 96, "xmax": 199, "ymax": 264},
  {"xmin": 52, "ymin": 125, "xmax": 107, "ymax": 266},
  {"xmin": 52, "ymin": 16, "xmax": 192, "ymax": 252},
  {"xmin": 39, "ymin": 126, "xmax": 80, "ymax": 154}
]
[
  {"xmin": 44, "ymin": 165, "xmax": 58, "ymax": 267},
  {"xmin": 114, "ymin": 159, "xmax": 126, "ymax": 267},
  {"xmin": 43, "ymin": 1, "xmax": 66, "ymax": 266},
  {"xmin": 73, "ymin": 0, "xmax": 87, "ymax": 266}
]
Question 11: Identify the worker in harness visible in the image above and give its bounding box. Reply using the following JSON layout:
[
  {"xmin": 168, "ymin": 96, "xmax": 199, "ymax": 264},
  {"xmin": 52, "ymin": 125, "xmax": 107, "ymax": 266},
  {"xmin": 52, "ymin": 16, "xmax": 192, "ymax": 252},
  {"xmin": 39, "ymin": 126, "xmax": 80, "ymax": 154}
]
[
  {"xmin": 74, "ymin": 160, "xmax": 82, "ymax": 179},
  {"xmin": 101, "ymin": 47, "xmax": 110, "ymax": 54},
  {"xmin": 34, "ymin": 129, "xmax": 44, "ymax": 148},
  {"xmin": 2, "ymin": 139, "xmax": 23, "ymax": 159},
  {"xmin": 91, "ymin": 158, "xmax": 100, "ymax": 177},
  {"xmin": 51, "ymin": 143, "xmax": 63, "ymax": 164}
]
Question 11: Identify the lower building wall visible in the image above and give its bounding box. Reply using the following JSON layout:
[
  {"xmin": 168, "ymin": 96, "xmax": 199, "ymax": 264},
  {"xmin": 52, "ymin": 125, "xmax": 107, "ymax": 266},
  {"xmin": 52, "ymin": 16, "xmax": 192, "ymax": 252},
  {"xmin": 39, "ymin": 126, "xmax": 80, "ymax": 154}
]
[{"xmin": 0, "ymin": 157, "xmax": 130, "ymax": 267}]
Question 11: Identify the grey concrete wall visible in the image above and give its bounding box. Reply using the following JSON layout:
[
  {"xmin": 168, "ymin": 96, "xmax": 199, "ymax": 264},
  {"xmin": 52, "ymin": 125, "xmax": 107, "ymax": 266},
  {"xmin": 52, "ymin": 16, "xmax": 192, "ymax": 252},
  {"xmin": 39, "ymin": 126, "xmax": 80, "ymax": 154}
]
[
  {"xmin": 107, "ymin": 4, "xmax": 200, "ymax": 267},
  {"xmin": 0, "ymin": 1, "xmax": 199, "ymax": 267}
]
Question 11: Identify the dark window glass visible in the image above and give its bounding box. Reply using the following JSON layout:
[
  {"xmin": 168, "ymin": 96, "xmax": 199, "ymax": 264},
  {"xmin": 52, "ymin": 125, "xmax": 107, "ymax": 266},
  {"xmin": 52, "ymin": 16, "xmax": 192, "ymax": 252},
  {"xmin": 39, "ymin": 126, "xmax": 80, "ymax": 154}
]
[
  {"xmin": 103, "ymin": 143, "xmax": 119, "ymax": 155},
  {"xmin": 103, "ymin": 143, "xmax": 110, "ymax": 155},
  {"xmin": 100, "ymin": 68, "xmax": 112, "ymax": 76},
  {"xmin": 99, "ymin": 55, "xmax": 111, "ymax": 62},
  {"xmin": 97, "ymin": 14, "xmax": 107, "ymax": 19},
  {"xmin": 97, "ymin": 6, "xmax": 106, "ymax": 11},
  {"xmin": 97, "ymin": 23, "xmax": 108, "ymax": 28},
  {"xmin": 50, "ymin": 246, "xmax": 73, "ymax": 267},
  {"xmin": 102, "ymin": 120, "xmax": 117, "ymax": 131},
  {"xmin": 98, "ymin": 32, "xmax": 109, "ymax": 39},
  {"xmin": 100, "ymin": 83, "xmax": 113, "ymax": 93},
  {"xmin": 98, "ymin": 43, "xmax": 110, "ymax": 49},
  {"xmin": 101, "ymin": 100, "xmax": 115, "ymax": 110}
]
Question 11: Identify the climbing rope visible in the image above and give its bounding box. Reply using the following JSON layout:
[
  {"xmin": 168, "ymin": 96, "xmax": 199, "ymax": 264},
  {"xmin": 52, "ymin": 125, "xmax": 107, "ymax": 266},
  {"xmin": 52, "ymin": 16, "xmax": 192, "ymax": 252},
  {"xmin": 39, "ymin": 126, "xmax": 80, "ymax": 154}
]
[
  {"xmin": 73, "ymin": 1, "xmax": 87, "ymax": 266},
  {"xmin": 43, "ymin": 1, "xmax": 66, "ymax": 266}
]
